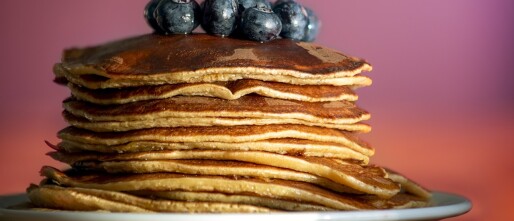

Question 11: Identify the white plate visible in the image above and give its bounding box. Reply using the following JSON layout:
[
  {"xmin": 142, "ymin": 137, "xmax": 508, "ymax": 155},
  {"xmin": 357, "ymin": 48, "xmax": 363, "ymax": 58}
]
[{"xmin": 0, "ymin": 191, "xmax": 470, "ymax": 221}]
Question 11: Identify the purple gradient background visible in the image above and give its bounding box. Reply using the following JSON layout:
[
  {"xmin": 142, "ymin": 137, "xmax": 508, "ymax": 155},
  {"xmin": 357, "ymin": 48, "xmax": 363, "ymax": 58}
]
[{"xmin": 0, "ymin": 0, "xmax": 513, "ymax": 220}]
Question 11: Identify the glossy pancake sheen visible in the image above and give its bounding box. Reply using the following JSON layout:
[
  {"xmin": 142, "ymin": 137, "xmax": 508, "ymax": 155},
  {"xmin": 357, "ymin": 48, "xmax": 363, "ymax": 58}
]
[
  {"xmin": 63, "ymin": 96, "xmax": 370, "ymax": 125},
  {"xmin": 58, "ymin": 34, "xmax": 371, "ymax": 77},
  {"xmin": 54, "ymin": 34, "xmax": 372, "ymax": 89}
]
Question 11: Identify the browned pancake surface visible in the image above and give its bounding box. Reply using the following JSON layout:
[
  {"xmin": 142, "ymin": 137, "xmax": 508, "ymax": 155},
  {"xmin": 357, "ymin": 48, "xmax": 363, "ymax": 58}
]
[
  {"xmin": 60, "ymin": 34, "xmax": 371, "ymax": 77},
  {"xmin": 64, "ymin": 95, "xmax": 370, "ymax": 124}
]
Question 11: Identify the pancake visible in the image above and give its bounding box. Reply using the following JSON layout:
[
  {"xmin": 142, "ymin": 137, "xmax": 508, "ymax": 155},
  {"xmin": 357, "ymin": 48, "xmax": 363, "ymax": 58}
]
[
  {"xmin": 56, "ymin": 66, "xmax": 371, "ymax": 89},
  {"xmin": 386, "ymin": 169, "xmax": 432, "ymax": 200},
  {"xmin": 136, "ymin": 191, "xmax": 332, "ymax": 211},
  {"xmin": 55, "ymin": 138, "xmax": 371, "ymax": 160},
  {"xmin": 68, "ymin": 80, "xmax": 359, "ymax": 105},
  {"xmin": 51, "ymin": 158, "xmax": 365, "ymax": 195},
  {"xmin": 28, "ymin": 185, "xmax": 272, "ymax": 213},
  {"xmin": 358, "ymin": 193, "xmax": 429, "ymax": 209},
  {"xmin": 28, "ymin": 185, "xmax": 150, "ymax": 213},
  {"xmin": 47, "ymin": 142, "xmax": 369, "ymax": 165},
  {"xmin": 143, "ymin": 191, "xmax": 428, "ymax": 211},
  {"xmin": 64, "ymin": 112, "xmax": 371, "ymax": 133},
  {"xmin": 49, "ymin": 150, "xmax": 397, "ymax": 195},
  {"xmin": 54, "ymin": 34, "xmax": 372, "ymax": 89},
  {"xmin": 63, "ymin": 96, "xmax": 370, "ymax": 125},
  {"xmin": 58, "ymin": 125, "xmax": 374, "ymax": 156},
  {"xmin": 40, "ymin": 166, "xmax": 376, "ymax": 210},
  {"xmin": 45, "ymin": 152, "xmax": 400, "ymax": 198}
]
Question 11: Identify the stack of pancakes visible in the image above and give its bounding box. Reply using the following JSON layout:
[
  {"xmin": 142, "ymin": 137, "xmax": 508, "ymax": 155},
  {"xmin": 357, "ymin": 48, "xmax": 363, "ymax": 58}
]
[{"xmin": 28, "ymin": 34, "xmax": 431, "ymax": 212}]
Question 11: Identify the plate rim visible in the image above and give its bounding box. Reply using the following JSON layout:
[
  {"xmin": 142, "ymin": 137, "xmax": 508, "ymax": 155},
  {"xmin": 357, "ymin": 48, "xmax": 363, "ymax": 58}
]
[{"xmin": 0, "ymin": 191, "xmax": 471, "ymax": 221}]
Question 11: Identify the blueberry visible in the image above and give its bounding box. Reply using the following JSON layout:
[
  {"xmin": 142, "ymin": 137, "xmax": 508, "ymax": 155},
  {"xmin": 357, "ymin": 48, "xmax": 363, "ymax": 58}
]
[
  {"xmin": 233, "ymin": 0, "xmax": 271, "ymax": 37},
  {"xmin": 202, "ymin": 0, "xmax": 239, "ymax": 37},
  {"xmin": 255, "ymin": 1, "xmax": 272, "ymax": 9},
  {"xmin": 155, "ymin": 0, "xmax": 202, "ymax": 34},
  {"xmin": 238, "ymin": 0, "xmax": 271, "ymax": 12},
  {"xmin": 273, "ymin": 0, "xmax": 293, "ymax": 7},
  {"xmin": 144, "ymin": 0, "xmax": 163, "ymax": 33},
  {"xmin": 272, "ymin": 0, "xmax": 308, "ymax": 41},
  {"xmin": 241, "ymin": 7, "xmax": 282, "ymax": 42},
  {"xmin": 303, "ymin": 7, "xmax": 320, "ymax": 42}
]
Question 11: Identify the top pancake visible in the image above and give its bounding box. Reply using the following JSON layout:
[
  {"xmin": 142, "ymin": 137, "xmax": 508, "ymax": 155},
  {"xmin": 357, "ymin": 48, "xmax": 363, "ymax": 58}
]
[{"xmin": 55, "ymin": 34, "xmax": 372, "ymax": 89}]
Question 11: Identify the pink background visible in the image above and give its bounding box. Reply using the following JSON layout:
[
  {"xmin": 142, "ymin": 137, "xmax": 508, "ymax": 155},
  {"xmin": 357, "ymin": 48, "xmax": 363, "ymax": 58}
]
[{"xmin": 1, "ymin": 0, "xmax": 513, "ymax": 220}]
